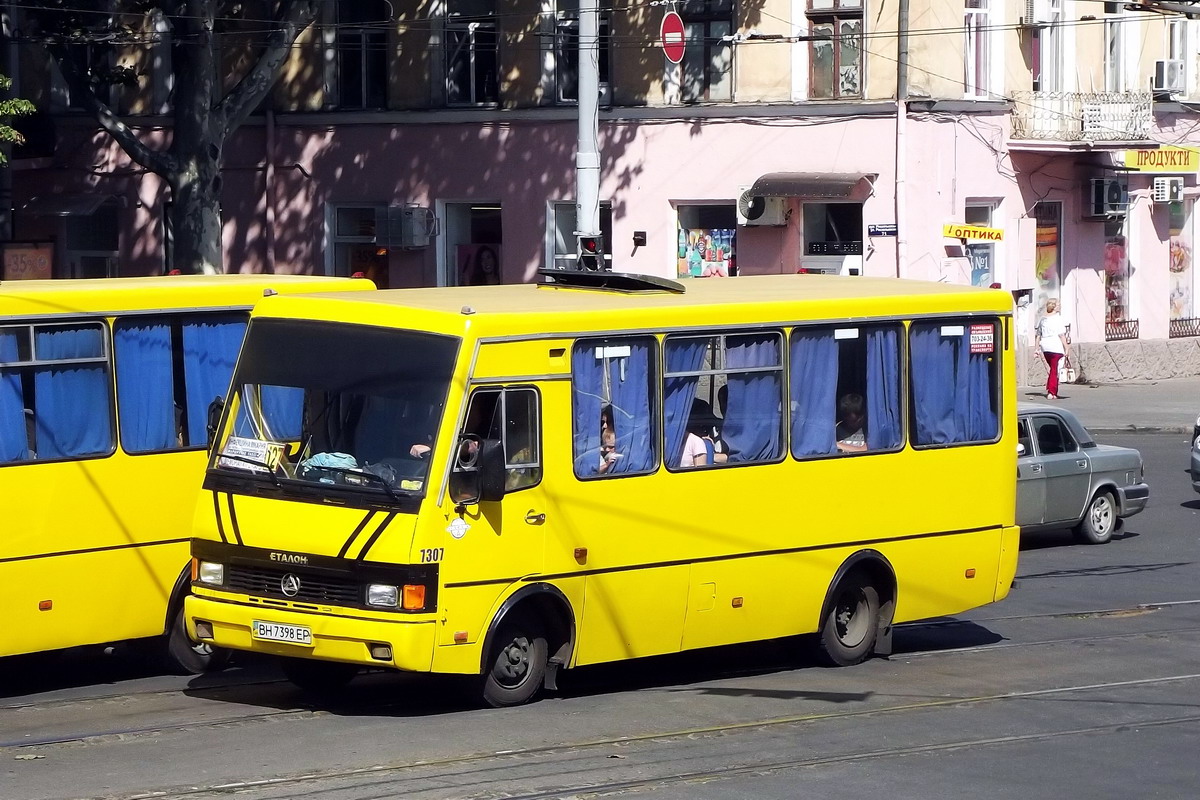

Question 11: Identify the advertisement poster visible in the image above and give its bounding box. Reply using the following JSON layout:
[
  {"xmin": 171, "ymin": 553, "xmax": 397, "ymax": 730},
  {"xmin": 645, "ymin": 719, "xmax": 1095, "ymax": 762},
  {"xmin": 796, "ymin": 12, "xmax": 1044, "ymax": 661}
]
[
  {"xmin": 457, "ymin": 244, "xmax": 502, "ymax": 286},
  {"xmin": 1104, "ymin": 226, "xmax": 1130, "ymax": 323},
  {"xmin": 3, "ymin": 243, "xmax": 53, "ymax": 281},
  {"xmin": 1169, "ymin": 201, "xmax": 1193, "ymax": 320},
  {"xmin": 1033, "ymin": 202, "xmax": 1061, "ymax": 316},
  {"xmin": 677, "ymin": 228, "xmax": 735, "ymax": 278}
]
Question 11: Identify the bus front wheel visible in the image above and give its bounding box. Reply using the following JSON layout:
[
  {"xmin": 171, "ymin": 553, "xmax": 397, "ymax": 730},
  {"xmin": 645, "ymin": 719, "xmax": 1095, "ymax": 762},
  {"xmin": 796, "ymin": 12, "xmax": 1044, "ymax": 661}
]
[
  {"xmin": 817, "ymin": 574, "xmax": 880, "ymax": 667},
  {"xmin": 482, "ymin": 618, "xmax": 548, "ymax": 708}
]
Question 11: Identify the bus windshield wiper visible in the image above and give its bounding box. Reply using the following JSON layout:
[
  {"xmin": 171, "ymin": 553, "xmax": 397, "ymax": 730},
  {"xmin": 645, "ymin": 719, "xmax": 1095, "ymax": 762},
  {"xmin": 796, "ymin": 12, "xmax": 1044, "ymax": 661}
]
[{"xmin": 214, "ymin": 454, "xmax": 281, "ymax": 487}]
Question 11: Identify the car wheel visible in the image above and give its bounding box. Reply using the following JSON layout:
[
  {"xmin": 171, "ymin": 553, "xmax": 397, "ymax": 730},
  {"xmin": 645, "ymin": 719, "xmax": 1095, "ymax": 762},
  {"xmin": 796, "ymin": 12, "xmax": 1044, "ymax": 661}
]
[
  {"xmin": 816, "ymin": 573, "xmax": 880, "ymax": 667},
  {"xmin": 482, "ymin": 617, "xmax": 548, "ymax": 708},
  {"xmin": 1075, "ymin": 490, "xmax": 1116, "ymax": 545}
]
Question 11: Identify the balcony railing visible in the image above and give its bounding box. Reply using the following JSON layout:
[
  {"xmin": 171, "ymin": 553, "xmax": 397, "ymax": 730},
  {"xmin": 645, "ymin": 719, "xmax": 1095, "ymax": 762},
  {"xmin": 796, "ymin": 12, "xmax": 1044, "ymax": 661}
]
[{"xmin": 1011, "ymin": 91, "xmax": 1152, "ymax": 142}]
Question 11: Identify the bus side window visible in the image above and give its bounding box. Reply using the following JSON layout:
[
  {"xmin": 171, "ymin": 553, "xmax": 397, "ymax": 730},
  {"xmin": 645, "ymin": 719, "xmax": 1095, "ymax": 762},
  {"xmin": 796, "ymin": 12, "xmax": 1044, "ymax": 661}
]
[
  {"xmin": 115, "ymin": 313, "xmax": 246, "ymax": 454},
  {"xmin": 452, "ymin": 387, "xmax": 542, "ymax": 499},
  {"xmin": 571, "ymin": 337, "xmax": 658, "ymax": 479},
  {"xmin": 910, "ymin": 320, "xmax": 1000, "ymax": 447},
  {"xmin": 665, "ymin": 331, "xmax": 784, "ymax": 469},
  {"xmin": 790, "ymin": 323, "xmax": 903, "ymax": 458}
]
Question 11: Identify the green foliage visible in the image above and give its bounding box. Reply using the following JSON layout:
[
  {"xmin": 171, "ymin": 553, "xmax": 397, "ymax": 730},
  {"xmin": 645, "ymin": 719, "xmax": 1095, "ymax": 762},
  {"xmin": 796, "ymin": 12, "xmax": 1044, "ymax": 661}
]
[{"xmin": 0, "ymin": 74, "xmax": 34, "ymax": 165}]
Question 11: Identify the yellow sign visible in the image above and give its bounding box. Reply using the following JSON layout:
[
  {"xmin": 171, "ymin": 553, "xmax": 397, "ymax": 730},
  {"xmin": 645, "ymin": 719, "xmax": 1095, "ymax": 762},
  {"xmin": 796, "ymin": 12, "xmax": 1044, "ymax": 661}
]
[
  {"xmin": 1123, "ymin": 146, "xmax": 1200, "ymax": 173},
  {"xmin": 943, "ymin": 223, "xmax": 1003, "ymax": 242}
]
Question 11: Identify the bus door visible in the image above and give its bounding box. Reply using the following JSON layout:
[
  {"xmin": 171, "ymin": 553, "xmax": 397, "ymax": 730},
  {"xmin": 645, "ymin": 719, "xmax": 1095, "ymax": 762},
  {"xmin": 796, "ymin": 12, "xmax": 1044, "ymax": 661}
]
[{"xmin": 439, "ymin": 385, "xmax": 548, "ymax": 644}]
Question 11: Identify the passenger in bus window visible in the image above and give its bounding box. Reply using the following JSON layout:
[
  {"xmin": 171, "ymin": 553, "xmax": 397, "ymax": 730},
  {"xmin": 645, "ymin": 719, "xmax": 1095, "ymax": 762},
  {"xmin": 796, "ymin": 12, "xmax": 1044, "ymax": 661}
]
[
  {"xmin": 680, "ymin": 407, "xmax": 710, "ymax": 467},
  {"xmin": 598, "ymin": 428, "xmax": 621, "ymax": 474},
  {"xmin": 836, "ymin": 393, "xmax": 868, "ymax": 453}
]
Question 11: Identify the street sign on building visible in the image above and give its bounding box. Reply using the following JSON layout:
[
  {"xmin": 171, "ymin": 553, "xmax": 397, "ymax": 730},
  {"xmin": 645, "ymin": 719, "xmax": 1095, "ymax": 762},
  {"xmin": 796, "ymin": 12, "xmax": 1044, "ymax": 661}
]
[{"xmin": 661, "ymin": 12, "xmax": 686, "ymax": 64}]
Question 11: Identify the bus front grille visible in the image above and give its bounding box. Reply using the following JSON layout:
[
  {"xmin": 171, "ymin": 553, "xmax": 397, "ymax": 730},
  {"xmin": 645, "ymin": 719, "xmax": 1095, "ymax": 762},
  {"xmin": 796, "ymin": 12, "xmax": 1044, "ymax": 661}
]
[{"xmin": 226, "ymin": 566, "xmax": 360, "ymax": 606}]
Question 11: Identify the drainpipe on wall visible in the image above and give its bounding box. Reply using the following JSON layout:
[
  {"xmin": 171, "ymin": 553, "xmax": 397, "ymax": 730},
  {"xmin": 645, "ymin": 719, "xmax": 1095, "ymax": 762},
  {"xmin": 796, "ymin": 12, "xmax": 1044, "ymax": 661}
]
[
  {"xmin": 264, "ymin": 108, "xmax": 277, "ymax": 274},
  {"xmin": 894, "ymin": 0, "xmax": 910, "ymax": 279}
]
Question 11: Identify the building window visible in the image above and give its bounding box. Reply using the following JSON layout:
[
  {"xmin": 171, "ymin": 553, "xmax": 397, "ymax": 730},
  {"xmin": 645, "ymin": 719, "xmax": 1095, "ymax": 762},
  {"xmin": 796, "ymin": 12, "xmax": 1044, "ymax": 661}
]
[
  {"xmin": 446, "ymin": 0, "xmax": 498, "ymax": 106},
  {"xmin": 549, "ymin": 202, "xmax": 613, "ymax": 270},
  {"xmin": 1168, "ymin": 18, "xmax": 1189, "ymax": 96},
  {"xmin": 336, "ymin": 0, "xmax": 388, "ymax": 109},
  {"xmin": 964, "ymin": 0, "xmax": 991, "ymax": 98},
  {"xmin": 681, "ymin": 0, "xmax": 733, "ymax": 102},
  {"xmin": 555, "ymin": 5, "xmax": 611, "ymax": 105},
  {"xmin": 965, "ymin": 203, "xmax": 996, "ymax": 287},
  {"xmin": 809, "ymin": 0, "xmax": 862, "ymax": 99},
  {"xmin": 1104, "ymin": 16, "xmax": 1125, "ymax": 93},
  {"xmin": 329, "ymin": 205, "xmax": 384, "ymax": 278},
  {"xmin": 1031, "ymin": 0, "xmax": 1062, "ymax": 92}
]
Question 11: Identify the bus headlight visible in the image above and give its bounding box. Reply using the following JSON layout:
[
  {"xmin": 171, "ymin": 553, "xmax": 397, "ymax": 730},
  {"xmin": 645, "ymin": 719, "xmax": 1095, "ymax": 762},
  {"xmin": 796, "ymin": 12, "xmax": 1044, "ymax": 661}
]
[
  {"xmin": 367, "ymin": 584, "xmax": 399, "ymax": 608},
  {"xmin": 197, "ymin": 561, "xmax": 225, "ymax": 586}
]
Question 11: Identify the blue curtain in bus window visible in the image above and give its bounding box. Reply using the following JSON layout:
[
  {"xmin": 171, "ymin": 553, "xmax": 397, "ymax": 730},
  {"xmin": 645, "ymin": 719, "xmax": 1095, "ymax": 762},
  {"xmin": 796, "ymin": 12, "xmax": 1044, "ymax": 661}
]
[
  {"xmin": 960, "ymin": 329, "xmax": 998, "ymax": 441},
  {"xmin": 789, "ymin": 330, "xmax": 838, "ymax": 457},
  {"xmin": 115, "ymin": 322, "xmax": 176, "ymax": 453},
  {"xmin": 664, "ymin": 338, "xmax": 706, "ymax": 468},
  {"xmin": 865, "ymin": 327, "xmax": 902, "ymax": 450},
  {"xmin": 571, "ymin": 343, "xmax": 606, "ymax": 475},
  {"xmin": 182, "ymin": 316, "xmax": 247, "ymax": 446},
  {"xmin": 605, "ymin": 339, "xmax": 655, "ymax": 474},
  {"xmin": 33, "ymin": 325, "xmax": 112, "ymax": 459},
  {"xmin": 0, "ymin": 331, "xmax": 28, "ymax": 462},
  {"xmin": 260, "ymin": 386, "xmax": 304, "ymax": 441},
  {"xmin": 912, "ymin": 324, "xmax": 996, "ymax": 445},
  {"xmin": 723, "ymin": 334, "xmax": 782, "ymax": 462}
]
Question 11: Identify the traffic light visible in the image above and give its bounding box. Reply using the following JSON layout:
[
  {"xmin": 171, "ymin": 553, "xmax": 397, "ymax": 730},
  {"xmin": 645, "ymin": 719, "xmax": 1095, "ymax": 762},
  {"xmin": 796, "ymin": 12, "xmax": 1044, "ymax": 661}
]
[{"xmin": 577, "ymin": 234, "xmax": 606, "ymax": 271}]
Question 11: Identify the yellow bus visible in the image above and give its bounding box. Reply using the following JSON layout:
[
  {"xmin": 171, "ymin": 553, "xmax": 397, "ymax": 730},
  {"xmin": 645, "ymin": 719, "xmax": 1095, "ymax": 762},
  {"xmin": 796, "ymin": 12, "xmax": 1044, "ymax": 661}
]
[
  {"xmin": 1, "ymin": 274, "xmax": 372, "ymax": 672},
  {"xmin": 186, "ymin": 272, "xmax": 1019, "ymax": 704}
]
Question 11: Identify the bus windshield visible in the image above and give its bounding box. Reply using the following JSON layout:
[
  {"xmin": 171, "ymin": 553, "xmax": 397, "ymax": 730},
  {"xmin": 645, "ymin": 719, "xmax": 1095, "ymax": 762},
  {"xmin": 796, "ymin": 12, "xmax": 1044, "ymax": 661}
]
[{"xmin": 210, "ymin": 318, "xmax": 459, "ymax": 498}]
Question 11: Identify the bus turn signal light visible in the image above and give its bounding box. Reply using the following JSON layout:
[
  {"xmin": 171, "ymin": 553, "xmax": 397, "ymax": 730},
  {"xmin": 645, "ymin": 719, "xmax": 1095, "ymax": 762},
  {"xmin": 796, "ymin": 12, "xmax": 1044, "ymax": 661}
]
[
  {"xmin": 965, "ymin": 568, "xmax": 976, "ymax": 578},
  {"xmin": 402, "ymin": 584, "xmax": 426, "ymax": 610},
  {"xmin": 38, "ymin": 600, "xmax": 52, "ymax": 611}
]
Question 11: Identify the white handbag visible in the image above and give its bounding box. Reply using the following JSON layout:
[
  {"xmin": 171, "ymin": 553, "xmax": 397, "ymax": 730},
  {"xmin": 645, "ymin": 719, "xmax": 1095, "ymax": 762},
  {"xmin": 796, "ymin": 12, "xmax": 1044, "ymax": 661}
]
[{"xmin": 1059, "ymin": 360, "xmax": 1077, "ymax": 384}]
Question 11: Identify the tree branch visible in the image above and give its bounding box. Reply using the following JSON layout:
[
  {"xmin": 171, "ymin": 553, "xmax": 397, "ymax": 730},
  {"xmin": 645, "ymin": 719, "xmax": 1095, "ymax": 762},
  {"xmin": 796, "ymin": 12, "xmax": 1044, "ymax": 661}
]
[
  {"xmin": 46, "ymin": 44, "xmax": 174, "ymax": 176},
  {"xmin": 214, "ymin": 0, "xmax": 318, "ymax": 138}
]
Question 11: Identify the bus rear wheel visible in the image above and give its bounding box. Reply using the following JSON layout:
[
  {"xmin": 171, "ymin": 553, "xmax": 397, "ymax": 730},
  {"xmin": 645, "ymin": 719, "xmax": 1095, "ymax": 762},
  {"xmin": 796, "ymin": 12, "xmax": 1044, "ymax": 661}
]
[
  {"xmin": 164, "ymin": 606, "xmax": 230, "ymax": 675},
  {"xmin": 482, "ymin": 618, "xmax": 548, "ymax": 708},
  {"xmin": 817, "ymin": 574, "xmax": 880, "ymax": 667}
]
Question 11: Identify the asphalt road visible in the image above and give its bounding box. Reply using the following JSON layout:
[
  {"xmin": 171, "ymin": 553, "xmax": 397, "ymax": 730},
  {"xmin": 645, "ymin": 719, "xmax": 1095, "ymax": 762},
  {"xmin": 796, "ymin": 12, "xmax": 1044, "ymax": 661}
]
[{"xmin": 2, "ymin": 431, "xmax": 1198, "ymax": 800}]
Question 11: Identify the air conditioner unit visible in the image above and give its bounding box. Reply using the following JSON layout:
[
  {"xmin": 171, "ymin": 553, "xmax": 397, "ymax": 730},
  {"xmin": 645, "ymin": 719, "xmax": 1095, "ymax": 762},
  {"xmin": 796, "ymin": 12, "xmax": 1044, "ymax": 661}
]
[
  {"xmin": 375, "ymin": 205, "xmax": 440, "ymax": 249},
  {"xmin": 1153, "ymin": 59, "xmax": 1185, "ymax": 94},
  {"xmin": 1152, "ymin": 176, "xmax": 1185, "ymax": 203},
  {"xmin": 1081, "ymin": 103, "xmax": 1106, "ymax": 137},
  {"xmin": 1021, "ymin": 0, "xmax": 1054, "ymax": 26},
  {"xmin": 1088, "ymin": 178, "xmax": 1129, "ymax": 217},
  {"xmin": 736, "ymin": 188, "xmax": 787, "ymax": 227}
]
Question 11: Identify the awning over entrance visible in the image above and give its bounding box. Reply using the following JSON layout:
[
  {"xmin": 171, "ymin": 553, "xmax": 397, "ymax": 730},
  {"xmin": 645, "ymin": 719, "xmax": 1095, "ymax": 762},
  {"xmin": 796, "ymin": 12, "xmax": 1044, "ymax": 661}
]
[
  {"xmin": 20, "ymin": 193, "xmax": 113, "ymax": 217},
  {"xmin": 748, "ymin": 172, "xmax": 876, "ymax": 200}
]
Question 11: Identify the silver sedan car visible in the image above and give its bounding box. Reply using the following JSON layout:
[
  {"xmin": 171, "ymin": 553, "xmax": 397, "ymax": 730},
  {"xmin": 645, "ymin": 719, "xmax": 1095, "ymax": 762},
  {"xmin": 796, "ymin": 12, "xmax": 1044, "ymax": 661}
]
[{"xmin": 1017, "ymin": 403, "xmax": 1149, "ymax": 544}]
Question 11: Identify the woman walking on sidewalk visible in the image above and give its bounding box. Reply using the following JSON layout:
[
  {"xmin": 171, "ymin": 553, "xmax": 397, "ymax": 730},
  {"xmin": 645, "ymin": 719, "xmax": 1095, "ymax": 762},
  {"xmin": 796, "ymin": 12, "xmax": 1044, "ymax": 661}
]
[{"xmin": 1035, "ymin": 298, "xmax": 1071, "ymax": 399}]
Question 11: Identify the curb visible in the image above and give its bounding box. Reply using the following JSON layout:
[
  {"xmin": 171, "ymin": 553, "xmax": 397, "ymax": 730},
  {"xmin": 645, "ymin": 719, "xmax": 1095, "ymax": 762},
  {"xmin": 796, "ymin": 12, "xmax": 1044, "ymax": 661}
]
[{"xmin": 1085, "ymin": 426, "xmax": 1191, "ymax": 435}]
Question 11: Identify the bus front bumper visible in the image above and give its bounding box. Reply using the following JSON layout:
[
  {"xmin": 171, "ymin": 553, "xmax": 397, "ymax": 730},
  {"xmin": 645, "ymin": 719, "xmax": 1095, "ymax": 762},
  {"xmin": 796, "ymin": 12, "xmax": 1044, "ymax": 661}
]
[{"xmin": 185, "ymin": 594, "xmax": 436, "ymax": 672}]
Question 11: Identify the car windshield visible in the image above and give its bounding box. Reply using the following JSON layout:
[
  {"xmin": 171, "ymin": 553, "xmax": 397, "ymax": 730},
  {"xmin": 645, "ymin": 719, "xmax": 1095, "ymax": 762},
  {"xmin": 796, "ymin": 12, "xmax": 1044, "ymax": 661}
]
[{"xmin": 210, "ymin": 318, "xmax": 458, "ymax": 499}]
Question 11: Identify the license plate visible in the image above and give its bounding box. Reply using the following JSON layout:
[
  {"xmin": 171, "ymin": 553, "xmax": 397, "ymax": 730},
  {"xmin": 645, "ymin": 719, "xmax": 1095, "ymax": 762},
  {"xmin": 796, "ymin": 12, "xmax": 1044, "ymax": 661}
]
[{"xmin": 251, "ymin": 620, "xmax": 313, "ymax": 646}]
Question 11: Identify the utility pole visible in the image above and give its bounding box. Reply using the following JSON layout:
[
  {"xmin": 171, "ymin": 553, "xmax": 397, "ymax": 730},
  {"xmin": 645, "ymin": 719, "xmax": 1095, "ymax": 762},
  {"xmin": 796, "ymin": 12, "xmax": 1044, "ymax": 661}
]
[{"xmin": 574, "ymin": 3, "xmax": 604, "ymax": 271}]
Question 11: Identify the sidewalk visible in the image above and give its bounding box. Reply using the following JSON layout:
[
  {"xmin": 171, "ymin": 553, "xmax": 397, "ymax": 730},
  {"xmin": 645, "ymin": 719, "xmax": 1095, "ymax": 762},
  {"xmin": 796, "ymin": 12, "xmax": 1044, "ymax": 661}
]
[{"xmin": 1022, "ymin": 377, "xmax": 1200, "ymax": 435}]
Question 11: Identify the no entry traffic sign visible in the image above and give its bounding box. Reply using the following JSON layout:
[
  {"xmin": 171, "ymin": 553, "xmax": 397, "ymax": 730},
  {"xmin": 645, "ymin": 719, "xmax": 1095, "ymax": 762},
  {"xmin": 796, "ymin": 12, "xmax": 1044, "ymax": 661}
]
[{"xmin": 661, "ymin": 11, "xmax": 685, "ymax": 64}]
